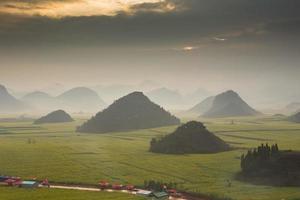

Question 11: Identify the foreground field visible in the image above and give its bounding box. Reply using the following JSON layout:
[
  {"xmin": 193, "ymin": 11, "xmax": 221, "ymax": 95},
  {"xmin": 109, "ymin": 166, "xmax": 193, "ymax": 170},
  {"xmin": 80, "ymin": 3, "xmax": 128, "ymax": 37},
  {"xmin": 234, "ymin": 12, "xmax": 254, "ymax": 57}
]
[
  {"xmin": 0, "ymin": 116, "xmax": 300, "ymax": 200},
  {"xmin": 0, "ymin": 187, "xmax": 142, "ymax": 200}
]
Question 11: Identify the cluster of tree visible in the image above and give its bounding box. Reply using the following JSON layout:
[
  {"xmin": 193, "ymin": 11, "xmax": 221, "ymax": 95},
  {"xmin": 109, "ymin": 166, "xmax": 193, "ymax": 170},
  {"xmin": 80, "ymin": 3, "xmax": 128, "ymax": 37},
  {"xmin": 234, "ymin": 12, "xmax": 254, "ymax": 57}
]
[
  {"xmin": 239, "ymin": 143, "xmax": 300, "ymax": 186},
  {"xmin": 143, "ymin": 180, "xmax": 177, "ymax": 191},
  {"xmin": 150, "ymin": 121, "xmax": 230, "ymax": 154},
  {"xmin": 241, "ymin": 143, "xmax": 279, "ymax": 173}
]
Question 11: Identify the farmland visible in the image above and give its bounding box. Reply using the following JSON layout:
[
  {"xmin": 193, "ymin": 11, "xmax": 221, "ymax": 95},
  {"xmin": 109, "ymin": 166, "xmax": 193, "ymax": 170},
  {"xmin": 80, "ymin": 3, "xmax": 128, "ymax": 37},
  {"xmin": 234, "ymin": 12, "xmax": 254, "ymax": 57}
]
[
  {"xmin": 0, "ymin": 187, "xmax": 143, "ymax": 200},
  {"xmin": 0, "ymin": 116, "xmax": 300, "ymax": 200}
]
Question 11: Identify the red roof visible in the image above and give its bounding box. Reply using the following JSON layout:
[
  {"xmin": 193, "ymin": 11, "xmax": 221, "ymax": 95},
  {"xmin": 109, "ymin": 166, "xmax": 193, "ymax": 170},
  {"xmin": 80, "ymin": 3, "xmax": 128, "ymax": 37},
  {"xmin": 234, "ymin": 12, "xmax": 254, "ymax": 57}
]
[
  {"xmin": 5, "ymin": 178, "xmax": 22, "ymax": 186},
  {"xmin": 126, "ymin": 185, "xmax": 135, "ymax": 190},
  {"xmin": 112, "ymin": 184, "xmax": 123, "ymax": 189},
  {"xmin": 42, "ymin": 179, "xmax": 49, "ymax": 185},
  {"xmin": 167, "ymin": 189, "xmax": 177, "ymax": 193}
]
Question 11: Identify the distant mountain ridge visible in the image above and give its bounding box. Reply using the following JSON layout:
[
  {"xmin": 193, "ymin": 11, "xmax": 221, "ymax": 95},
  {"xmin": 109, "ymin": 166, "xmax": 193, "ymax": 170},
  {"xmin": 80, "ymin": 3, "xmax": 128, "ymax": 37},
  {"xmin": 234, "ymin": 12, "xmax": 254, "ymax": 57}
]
[
  {"xmin": 23, "ymin": 91, "xmax": 52, "ymax": 100},
  {"xmin": 77, "ymin": 91, "xmax": 180, "ymax": 133},
  {"xmin": 0, "ymin": 84, "xmax": 27, "ymax": 113},
  {"xmin": 22, "ymin": 91, "xmax": 56, "ymax": 110},
  {"xmin": 147, "ymin": 87, "xmax": 184, "ymax": 107},
  {"xmin": 188, "ymin": 96, "xmax": 215, "ymax": 115},
  {"xmin": 22, "ymin": 87, "xmax": 106, "ymax": 113},
  {"xmin": 57, "ymin": 87, "xmax": 106, "ymax": 112},
  {"xmin": 185, "ymin": 88, "xmax": 212, "ymax": 105},
  {"xmin": 202, "ymin": 90, "xmax": 260, "ymax": 118}
]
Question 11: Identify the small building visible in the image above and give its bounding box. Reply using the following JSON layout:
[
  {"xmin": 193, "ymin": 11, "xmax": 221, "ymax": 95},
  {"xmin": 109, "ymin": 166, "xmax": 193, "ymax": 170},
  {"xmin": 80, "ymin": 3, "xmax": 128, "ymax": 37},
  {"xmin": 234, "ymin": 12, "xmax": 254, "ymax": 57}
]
[
  {"xmin": 20, "ymin": 181, "xmax": 39, "ymax": 188},
  {"xmin": 151, "ymin": 191, "xmax": 169, "ymax": 199},
  {"xmin": 125, "ymin": 184, "xmax": 135, "ymax": 191},
  {"xmin": 99, "ymin": 180, "xmax": 110, "ymax": 189},
  {"xmin": 112, "ymin": 184, "xmax": 123, "ymax": 190},
  {"xmin": 41, "ymin": 179, "xmax": 50, "ymax": 187},
  {"xmin": 136, "ymin": 189, "xmax": 153, "ymax": 197},
  {"xmin": 5, "ymin": 178, "xmax": 22, "ymax": 186}
]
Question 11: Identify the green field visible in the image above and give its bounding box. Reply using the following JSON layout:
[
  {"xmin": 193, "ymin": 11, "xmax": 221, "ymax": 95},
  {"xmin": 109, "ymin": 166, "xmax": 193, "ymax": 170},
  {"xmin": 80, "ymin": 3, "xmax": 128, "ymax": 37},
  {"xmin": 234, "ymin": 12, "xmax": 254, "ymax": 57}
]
[
  {"xmin": 0, "ymin": 187, "xmax": 143, "ymax": 200},
  {"xmin": 0, "ymin": 116, "xmax": 300, "ymax": 200}
]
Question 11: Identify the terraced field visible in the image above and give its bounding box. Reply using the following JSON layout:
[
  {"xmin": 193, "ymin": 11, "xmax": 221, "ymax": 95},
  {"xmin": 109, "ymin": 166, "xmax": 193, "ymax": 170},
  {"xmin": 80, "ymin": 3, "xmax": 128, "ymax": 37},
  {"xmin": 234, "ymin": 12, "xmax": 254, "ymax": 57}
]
[{"xmin": 0, "ymin": 116, "xmax": 299, "ymax": 200}]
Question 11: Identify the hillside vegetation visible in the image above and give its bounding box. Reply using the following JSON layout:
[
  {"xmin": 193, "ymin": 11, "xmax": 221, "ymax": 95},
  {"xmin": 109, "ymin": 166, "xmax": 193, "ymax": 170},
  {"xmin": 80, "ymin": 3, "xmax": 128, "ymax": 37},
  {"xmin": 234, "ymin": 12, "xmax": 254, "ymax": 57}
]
[
  {"xmin": 77, "ymin": 92, "xmax": 180, "ymax": 133},
  {"xmin": 34, "ymin": 110, "xmax": 74, "ymax": 124},
  {"xmin": 150, "ymin": 121, "xmax": 230, "ymax": 154}
]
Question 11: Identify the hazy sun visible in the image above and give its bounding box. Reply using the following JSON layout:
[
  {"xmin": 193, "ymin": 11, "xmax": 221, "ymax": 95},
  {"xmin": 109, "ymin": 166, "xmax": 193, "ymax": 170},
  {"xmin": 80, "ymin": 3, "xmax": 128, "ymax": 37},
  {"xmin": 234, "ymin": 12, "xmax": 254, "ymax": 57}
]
[{"xmin": 0, "ymin": 0, "xmax": 176, "ymax": 18}]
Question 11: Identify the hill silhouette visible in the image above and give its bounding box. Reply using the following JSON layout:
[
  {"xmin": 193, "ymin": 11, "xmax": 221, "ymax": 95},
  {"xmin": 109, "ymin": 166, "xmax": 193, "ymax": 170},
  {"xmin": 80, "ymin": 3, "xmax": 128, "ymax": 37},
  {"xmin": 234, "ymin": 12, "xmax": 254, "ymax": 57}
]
[
  {"xmin": 57, "ymin": 87, "xmax": 106, "ymax": 112},
  {"xmin": 287, "ymin": 112, "xmax": 300, "ymax": 123},
  {"xmin": 202, "ymin": 90, "xmax": 259, "ymax": 118},
  {"xmin": 188, "ymin": 96, "xmax": 215, "ymax": 115},
  {"xmin": 34, "ymin": 110, "xmax": 74, "ymax": 124},
  {"xmin": 23, "ymin": 91, "xmax": 52, "ymax": 100},
  {"xmin": 0, "ymin": 85, "xmax": 27, "ymax": 113},
  {"xmin": 273, "ymin": 114, "xmax": 286, "ymax": 118},
  {"xmin": 185, "ymin": 88, "xmax": 212, "ymax": 105},
  {"xmin": 77, "ymin": 92, "xmax": 180, "ymax": 133},
  {"xmin": 22, "ymin": 91, "xmax": 56, "ymax": 110},
  {"xmin": 149, "ymin": 121, "xmax": 230, "ymax": 154}
]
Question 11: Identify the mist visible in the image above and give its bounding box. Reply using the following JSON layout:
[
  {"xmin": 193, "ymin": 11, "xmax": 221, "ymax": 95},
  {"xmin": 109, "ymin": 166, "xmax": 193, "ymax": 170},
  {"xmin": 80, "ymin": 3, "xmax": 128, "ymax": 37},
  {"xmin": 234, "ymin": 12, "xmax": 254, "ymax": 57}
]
[{"xmin": 1, "ymin": 0, "xmax": 300, "ymax": 113}]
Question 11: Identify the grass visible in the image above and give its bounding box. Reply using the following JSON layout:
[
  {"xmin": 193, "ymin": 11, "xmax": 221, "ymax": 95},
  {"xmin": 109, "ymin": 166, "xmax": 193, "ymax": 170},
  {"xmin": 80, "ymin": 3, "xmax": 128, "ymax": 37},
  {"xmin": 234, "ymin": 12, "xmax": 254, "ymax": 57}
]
[
  {"xmin": 0, "ymin": 116, "xmax": 300, "ymax": 200},
  {"xmin": 0, "ymin": 187, "xmax": 143, "ymax": 200}
]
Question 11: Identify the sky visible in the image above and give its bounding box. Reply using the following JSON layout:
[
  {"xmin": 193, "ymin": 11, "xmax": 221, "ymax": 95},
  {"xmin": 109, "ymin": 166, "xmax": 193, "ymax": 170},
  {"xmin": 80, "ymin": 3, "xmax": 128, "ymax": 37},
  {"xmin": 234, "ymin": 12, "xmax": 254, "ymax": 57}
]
[{"xmin": 0, "ymin": 0, "xmax": 300, "ymax": 106}]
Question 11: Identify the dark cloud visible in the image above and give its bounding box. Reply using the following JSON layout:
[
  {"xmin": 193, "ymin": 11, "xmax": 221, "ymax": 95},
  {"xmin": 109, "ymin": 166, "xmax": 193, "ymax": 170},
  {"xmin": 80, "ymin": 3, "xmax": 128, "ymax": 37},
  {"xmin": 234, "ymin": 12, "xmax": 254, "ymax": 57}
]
[{"xmin": 0, "ymin": 0, "xmax": 299, "ymax": 49}]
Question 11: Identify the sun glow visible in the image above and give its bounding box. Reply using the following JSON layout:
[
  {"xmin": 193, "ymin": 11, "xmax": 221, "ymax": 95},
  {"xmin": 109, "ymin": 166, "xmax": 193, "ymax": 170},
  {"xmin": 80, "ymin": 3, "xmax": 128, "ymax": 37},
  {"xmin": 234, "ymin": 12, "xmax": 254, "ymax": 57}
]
[{"xmin": 0, "ymin": 0, "xmax": 176, "ymax": 18}]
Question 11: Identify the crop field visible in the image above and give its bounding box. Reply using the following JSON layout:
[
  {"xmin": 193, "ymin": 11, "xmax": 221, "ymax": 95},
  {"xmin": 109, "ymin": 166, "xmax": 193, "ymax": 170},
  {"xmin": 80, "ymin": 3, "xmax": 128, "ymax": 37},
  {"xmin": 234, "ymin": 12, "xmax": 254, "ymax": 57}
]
[
  {"xmin": 0, "ymin": 116, "xmax": 300, "ymax": 200},
  {"xmin": 0, "ymin": 187, "xmax": 142, "ymax": 200}
]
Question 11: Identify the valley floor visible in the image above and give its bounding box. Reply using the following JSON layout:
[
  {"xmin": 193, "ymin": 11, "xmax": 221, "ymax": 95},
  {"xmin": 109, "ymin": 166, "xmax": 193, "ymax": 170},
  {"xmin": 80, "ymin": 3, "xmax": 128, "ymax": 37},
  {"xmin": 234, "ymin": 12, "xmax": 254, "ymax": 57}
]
[
  {"xmin": 0, "ymin": 116, "xmax": 299, "ymax": 200},
  {"xmin": 0, "ymin": 187, "xmax": 143, "ymax": 200}
]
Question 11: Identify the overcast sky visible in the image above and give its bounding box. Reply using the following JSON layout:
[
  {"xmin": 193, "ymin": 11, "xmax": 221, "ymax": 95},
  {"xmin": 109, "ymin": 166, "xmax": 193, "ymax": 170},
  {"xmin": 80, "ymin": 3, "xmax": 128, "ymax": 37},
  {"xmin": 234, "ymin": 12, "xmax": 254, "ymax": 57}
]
[{"xmin": 0, "ymin": 0, "xmax": 300, "ymax": 104}]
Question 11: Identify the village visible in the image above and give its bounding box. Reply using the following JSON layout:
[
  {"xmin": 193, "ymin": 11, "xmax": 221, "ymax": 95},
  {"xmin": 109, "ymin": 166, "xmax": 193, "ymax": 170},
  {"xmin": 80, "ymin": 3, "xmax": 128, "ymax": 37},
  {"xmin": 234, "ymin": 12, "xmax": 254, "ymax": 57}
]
[{"xmin": 0, "ymin": 175, "xmax": 191, "ymax": 200}]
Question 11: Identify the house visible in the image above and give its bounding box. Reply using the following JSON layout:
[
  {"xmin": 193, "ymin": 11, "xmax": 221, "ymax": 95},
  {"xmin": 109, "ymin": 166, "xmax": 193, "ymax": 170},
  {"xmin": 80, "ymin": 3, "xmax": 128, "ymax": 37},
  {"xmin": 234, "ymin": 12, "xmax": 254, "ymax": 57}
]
[
  {"xmin": 125, "ymin": 184, "xmax": 135, "ymax": 191},
  {"xmin": 151, "ymin": 191, "xmax": 169, "ymax": 199},
  {"xmin": 20, "ymin": 181, "xmax": 39, "ymax": 188},
  {"xmin": 112, "ymin": 184, "xmax": 123, "ymax": 190},
  {"xmin": 41, "ymin": 179, "xmax": 50, "ymax": 187},
  {"xmin": 99, "ymin": 180, "xmax": 110, "ymax": 189},
  {"xmin": 4, "ymin": 178, "xmax": 22, "ymax": 186}
]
